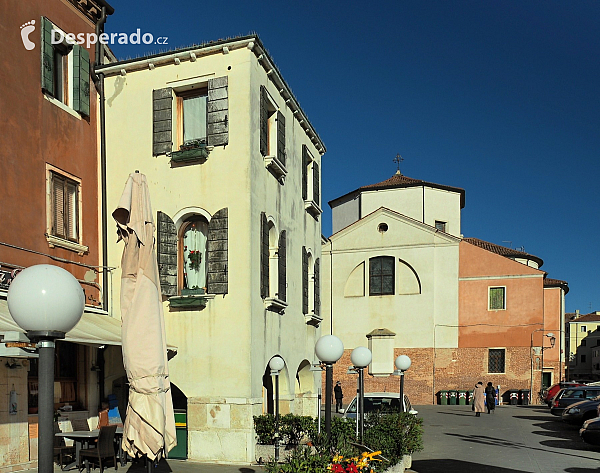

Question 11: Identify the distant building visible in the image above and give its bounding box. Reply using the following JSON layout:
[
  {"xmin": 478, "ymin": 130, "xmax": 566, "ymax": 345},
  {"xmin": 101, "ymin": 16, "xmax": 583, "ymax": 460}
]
[
  {"xmin": 566, "ymin": 311, "xmax": 600, "ymax": 381},
  {"xmin": 323, "ymin": 171, "xmax": 568, "ymax": 404}
]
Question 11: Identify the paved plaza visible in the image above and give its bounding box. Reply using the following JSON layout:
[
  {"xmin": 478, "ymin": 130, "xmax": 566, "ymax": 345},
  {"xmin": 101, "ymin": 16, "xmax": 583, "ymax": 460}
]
[{"xmin": 411, "ymin": 404, "xmax": 600, "ymax": 473}]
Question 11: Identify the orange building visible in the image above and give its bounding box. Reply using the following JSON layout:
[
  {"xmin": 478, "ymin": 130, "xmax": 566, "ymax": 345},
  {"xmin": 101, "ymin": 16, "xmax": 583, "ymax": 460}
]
[
  {"xmin": 458, "ymin": 238, "xmax": 568, "ymax": 400},
  {"xmin": 0, "ymin": 0, "xmax": 114, "ymax": 470}
]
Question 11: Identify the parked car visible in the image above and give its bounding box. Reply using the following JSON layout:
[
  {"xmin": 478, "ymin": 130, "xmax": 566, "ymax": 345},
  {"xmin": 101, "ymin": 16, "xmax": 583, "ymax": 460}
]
[
  {"xmin": 341, "ymin": 392, "xmax": 418, "ymax": 419},
  {"xmin": 580, "ymin": 417, "xmax": 600, "ymax": 446},
  {"xmin": 545, "ymin": 382, "xmax": 586, "ymax": 406},
  {"xmin": 561, "ymin": 398, "xmax": 600, "ymax": 425},
  {"xmin": 550, "ymin": 386, "xmax": 600, "ymax": 416}
]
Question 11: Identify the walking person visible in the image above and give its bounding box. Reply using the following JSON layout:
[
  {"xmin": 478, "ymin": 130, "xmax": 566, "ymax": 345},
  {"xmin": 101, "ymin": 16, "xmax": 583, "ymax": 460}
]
[
  {"xmin": 485, "ymin": 382, "xmax": 496, "ymax": 414},
  {"xmin": 334, "ymin": 381, "xmax": 343, "ymax": 413},
  {"xmin": 473, "ymin": 381, "xmax": 485, "ymax": 417}
]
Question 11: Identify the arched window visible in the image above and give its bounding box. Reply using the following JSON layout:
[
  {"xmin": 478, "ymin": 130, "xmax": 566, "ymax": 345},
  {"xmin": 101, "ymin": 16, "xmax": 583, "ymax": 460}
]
[
  {"xmin": 369, "ymin": 256, "xmax": 394, "ymax": 296},
  {"xmin": 180, "ymin": 216, "xmax": 209, "ymax": 290}
]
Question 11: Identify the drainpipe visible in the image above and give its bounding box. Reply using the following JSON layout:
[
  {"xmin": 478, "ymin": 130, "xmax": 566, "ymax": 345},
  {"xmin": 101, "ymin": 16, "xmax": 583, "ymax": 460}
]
[{"xmin": 91, "ymin": 7, "xmax": 109, "ymax": 311}]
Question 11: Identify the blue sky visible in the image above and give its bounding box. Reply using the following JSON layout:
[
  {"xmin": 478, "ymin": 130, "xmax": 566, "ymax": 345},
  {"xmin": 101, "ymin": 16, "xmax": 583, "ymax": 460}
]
[{"xmin": 105, "ymin": 0, "xmax": 599, "ymax": 313}]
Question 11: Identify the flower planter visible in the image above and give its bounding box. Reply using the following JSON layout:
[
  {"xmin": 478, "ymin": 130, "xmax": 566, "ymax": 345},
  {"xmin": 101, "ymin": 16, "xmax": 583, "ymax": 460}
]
[{"xmin": 181, "ymin": 288, "xmax": 205, "ymax": 296}]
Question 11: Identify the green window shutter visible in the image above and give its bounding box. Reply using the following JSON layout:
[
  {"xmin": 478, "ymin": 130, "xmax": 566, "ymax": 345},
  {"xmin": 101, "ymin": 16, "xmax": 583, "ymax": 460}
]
[
  {"xmin": 276, "ymin": 111, "xmax": 285, "ymax": 166},
  {"xmin": 157, "ymin": 211, "xmax": 177, "ymax": 296},
  {"xmin": 313, "ymin": 160, "xmax": 320, "ymax": 206},
  {"xmin": 260, "ymin": 86, "xmax": 268, "ymax": 156},
  {"xmin": 302, "ymin": 145, "xmax": 308, "ymax": 201},
  {"xmin": 207, "ymin": 208, "xmax": 228, "ymax": 294},
  {"xmin": 261, "ymin": 212, "xmax": 269, "ymax": 298},
  {"xmin": 314, "ymin": 258, "xmax": 320, "ymax": 316},
  {"xmin": 207, "ymin": 76, "xmax": 228, "ymax": 146},
  {"xmin": 41, "ymin": 17, "xmax": 54, "ymax": 94},
  {"xmin": 278, "ymin": 230, "xmax": 286, "ymax": 302},
  {"xmin": 489, "ymin": 287, "xmax": 505, "ymax": 310},
  {"xmin": 73, "ymin": 44, "xmax": 90, "ymax": 116},
  {"xmin": 153, "ymin": 88, "xmax": 173, "ymax": 156},
  {"xmin": 302, "ymin": 247, "xmax": 309, "ymax": 314}
]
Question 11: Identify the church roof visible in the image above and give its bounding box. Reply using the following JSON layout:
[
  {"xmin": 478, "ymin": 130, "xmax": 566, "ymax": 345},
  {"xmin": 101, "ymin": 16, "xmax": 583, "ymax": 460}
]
[
  {"xmin": 463, "ymin": 237, "xmax": 544, "ymax": 268},
  {"xmin": 329, "ymin": 173, "xmax": 466, "ymax": 208}
]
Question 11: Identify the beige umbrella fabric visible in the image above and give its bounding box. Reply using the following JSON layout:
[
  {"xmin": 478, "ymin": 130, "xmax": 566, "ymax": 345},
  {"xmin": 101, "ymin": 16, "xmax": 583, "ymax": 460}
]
[{"xmin": 113, "ymin": 172, "xmax": 176, "ymax": 460}]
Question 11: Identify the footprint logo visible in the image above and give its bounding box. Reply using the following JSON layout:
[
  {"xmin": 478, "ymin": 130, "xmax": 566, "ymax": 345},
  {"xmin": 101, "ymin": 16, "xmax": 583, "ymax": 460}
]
[{"xmin": 20, "ymin": 20, "xmax": 36, "ymax": 51}]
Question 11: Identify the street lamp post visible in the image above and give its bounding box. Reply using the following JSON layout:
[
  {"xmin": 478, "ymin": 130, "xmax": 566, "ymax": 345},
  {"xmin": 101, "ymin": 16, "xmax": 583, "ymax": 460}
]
[
  {"xmin": 269, "ymin": 356, "xmax": 284, "ymax": 462},
  {"xmin": 394, "ymin": 355, "xmax": 412, "ymax": 413},
  {"xmin": 350, "ymin": 347, "xmax": 372, "ymax": 442},
  {"xmin": 7, "ymin": 265, "xmax": 84, "ymax": 473},
  {"xmin": 315, "ymin": 335, "xmax": 344, "ymax": 439}
]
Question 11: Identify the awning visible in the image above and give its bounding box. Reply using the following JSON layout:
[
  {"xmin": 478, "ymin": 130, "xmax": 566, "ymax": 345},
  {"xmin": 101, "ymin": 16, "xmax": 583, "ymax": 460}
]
[{"xmin": 0, "ymin": 298, "xmax": 176, "ymax": 351}]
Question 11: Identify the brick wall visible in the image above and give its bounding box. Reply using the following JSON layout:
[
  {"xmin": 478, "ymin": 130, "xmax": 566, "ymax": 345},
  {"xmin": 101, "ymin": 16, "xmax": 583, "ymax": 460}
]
[{"xmin": 325, "ymin": 347, "xmax": 556, "ymax": 405}]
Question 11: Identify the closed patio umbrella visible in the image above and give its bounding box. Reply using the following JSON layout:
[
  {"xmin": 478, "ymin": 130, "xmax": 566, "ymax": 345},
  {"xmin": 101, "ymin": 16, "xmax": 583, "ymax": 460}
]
[{"xmin": 113, "ymin": 172, "xmax": 176, "ymax": 460}]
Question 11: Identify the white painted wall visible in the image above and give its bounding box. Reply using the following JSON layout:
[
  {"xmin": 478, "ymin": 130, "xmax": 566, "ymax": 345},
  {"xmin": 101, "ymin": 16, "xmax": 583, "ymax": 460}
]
[
  {"xmin": 322, "ymin": 208, "xmax": 460, "ymax": 354},
  {"xmin": 104, "ymin": 44, "xmax": 322, "ymax": 463}
]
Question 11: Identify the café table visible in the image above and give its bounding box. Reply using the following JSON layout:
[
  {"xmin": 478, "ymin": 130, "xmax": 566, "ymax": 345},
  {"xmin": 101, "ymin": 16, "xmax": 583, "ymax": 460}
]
[{"xmin": 55, "ymin": 426, "xmax": 124, "ymax": 471}]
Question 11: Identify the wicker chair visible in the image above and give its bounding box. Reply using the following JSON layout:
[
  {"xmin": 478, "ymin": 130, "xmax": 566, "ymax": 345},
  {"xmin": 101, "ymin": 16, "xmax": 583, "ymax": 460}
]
[{"xmin": 78, "ymin": 425, "xmax": 118, "ymax": 473}]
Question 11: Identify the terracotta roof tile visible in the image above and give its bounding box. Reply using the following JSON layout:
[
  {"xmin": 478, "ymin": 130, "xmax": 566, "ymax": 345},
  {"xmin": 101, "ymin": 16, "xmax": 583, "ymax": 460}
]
[
  {"xmin": 463, "ymin": 237, "xmax": 544, "ymax": 268},
  {"xmin": 543, "ymin": 278, "xmax": 569, "ymax": 294},
  {"xmin": 568, "ymin": 312, "xmax": 600, "ymax": 323},
  {"xmin": 329, "ymin": 173, "xmax": 466, "ymax": 209}
]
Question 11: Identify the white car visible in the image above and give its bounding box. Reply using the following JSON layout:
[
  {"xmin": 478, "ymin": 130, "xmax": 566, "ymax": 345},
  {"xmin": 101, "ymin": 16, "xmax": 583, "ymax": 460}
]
[{"xmin": 341, "ymin": 392, "xmax": 418, "ymax": 419}]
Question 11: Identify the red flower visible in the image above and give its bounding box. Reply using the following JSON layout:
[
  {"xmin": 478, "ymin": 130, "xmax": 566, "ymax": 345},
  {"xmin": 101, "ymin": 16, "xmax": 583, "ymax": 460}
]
[
  {"xmin": 345, "ymin": 464, "xmax": 359, "ymax": 473},
  {"xmin": 331, "ymin": 465, "xmax": 345, "ymax": 473}
]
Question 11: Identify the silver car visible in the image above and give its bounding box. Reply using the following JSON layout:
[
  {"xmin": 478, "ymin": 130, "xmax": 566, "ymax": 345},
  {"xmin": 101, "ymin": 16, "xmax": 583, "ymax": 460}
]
[{"xmin": 341, "ymin": 392, "xmax": 418, "ymax": 418}]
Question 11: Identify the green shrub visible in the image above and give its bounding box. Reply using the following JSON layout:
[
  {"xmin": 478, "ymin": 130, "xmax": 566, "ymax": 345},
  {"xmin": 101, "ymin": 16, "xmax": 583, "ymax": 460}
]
[
  {"xmin": 264, "ymin": 446, "xmax": 330, "ymax": 473},
  {"xmin": 363, "ymin": 411, "xmax": 424, "ymax": 464},
  {"xmin": 253, "ymin": 414, "xmax": 276, "ymax": 445}
]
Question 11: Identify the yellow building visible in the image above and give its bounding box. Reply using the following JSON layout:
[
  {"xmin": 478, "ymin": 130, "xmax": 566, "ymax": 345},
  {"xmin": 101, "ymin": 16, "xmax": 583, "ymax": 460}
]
[
  {"xmin": 99, "ymin": 36, "xmax": 325, "ymax": 463},
  {"xmin": 566, "ymin": 311, "xmax": 600, "ymax": 381}
]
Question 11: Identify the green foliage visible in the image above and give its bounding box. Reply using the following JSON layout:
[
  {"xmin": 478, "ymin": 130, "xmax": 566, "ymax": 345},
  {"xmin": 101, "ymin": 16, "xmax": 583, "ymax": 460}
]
[
  {"xmin": 256, "ymin": 411, "xmax": 424, "ymax": 472},
  {"xmin": 253, "ymin": 414, "xmax": 276, "ymax": 445},
  {"xmin": 363, "ymin": 411, "xmax": 424, "ymax": 464},
  {"xmin": 264, "ymin": 446, "xmax": 330, "ymax": 473}
]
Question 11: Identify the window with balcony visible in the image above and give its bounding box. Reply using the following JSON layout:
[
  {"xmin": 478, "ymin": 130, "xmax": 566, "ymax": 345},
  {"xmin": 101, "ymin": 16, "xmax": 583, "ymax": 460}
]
[{"xmin": 261, "ymin": 213, "xmax": 287, "ymax": 313}]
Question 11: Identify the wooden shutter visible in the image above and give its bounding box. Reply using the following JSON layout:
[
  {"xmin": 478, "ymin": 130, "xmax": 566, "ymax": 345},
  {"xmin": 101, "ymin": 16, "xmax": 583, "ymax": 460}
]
[
  {"xmin": 66, "ymin": 180, "xmax": 78, "ymax": 241},
  {"xmin": 207, "ymin": 208, "xmax": 228, "ymax": 294},
  {"xmin": 157, "ymin": 211, "xmax": 177, "ymax": 296},
  {"xmin": 302, "ymin": 145, "xmax": 308, "ymax": 201},
  {"xmin": 302, "ymin": 247, "xmax": 308, "ymax": 314},
  {"xmin": 41, "ymin": 17, "xmax": 54, "ymax": 94},
  {"xmin": 314, "ymin": 258, "xmax": 320, "ymax": 316},
  {"xmin": 207, "ymin": 76, "xmax": 228, "ymax": 146},
  {"xmin": 278, "ymin": 231, "xmax": 286, "ymax": 302},
  {"xmin": 260, "ymin": 85, "xmax": 268, "ymax": 156},
  {"xmin": 73, "ymin": 44, "xmax": 90, "ymax": 116},
  {"xmin": 260, "ymin": 212, "xmax": 269, "ymax": 298},
  {"xmin": 52, "ymin": 173, "xmax": 65, "ymax": 238},
  {"xmin": 153, "ymin": 88, "xmax": 173, "ymax": 156},
  {"xmin": 276, "ymin": 111, "xmax": 285, "ymax": 166},
  {"xmin": 313, "ymin": 161, "xmax": 320, "ymax": 206}
]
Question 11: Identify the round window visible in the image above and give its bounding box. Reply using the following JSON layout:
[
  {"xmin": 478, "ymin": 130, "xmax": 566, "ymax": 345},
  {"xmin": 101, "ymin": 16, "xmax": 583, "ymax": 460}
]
[{"xmin": 378, "ymin": 223, "xmax": 388, "ymax": 233}]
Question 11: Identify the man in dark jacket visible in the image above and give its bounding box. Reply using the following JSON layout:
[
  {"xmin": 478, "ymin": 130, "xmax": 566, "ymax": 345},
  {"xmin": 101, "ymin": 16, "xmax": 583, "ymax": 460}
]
[{"xmin": 334, "ymin": 381, "xmax": 343, "ymax": 413}]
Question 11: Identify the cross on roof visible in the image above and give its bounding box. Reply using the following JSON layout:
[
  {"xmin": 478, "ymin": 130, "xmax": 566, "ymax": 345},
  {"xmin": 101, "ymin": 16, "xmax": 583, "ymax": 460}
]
[{"xmin": 393, "ymin": 154, "xmax": 404, "ymax": 175}]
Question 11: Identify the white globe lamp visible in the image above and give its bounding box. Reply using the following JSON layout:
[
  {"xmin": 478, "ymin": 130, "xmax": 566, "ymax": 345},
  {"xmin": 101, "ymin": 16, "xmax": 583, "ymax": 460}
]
[
  {"xmin": 315, "ymin": 334, "xmax": 344, "ymax": 363},
  {"xmin": 7, "ymin": 264, "xmax": 84, "ymax": 473},
  {"xmin": 269, "ymin": 355, "xmax": 285, "ymax": 373},
  {"xmin": 351, "ymin": 346, "xmax": 372, "ymax": 368},
  {"xmin": 395, "ymin": 355, "xmax": 412, "ymax": 372}
]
